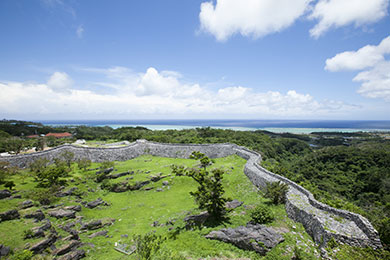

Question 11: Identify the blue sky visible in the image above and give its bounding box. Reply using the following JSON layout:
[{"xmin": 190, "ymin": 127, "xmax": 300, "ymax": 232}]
[{"xmin": 0, "ymin": 0, "xmax": 389, "ymax": 120}]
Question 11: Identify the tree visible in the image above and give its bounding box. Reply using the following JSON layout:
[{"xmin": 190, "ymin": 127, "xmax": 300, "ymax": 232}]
[
  {"xmin": 34, "ymin": 164, "xmax": 69, "ymax": 187},
  {"xmin": 171, "ymin": 151, "xmax": 229, "ymax": 221},
  {"xmin": 77, "ymin": 158, "xmax": 91, "ymax": 171},
  {"xmin": 60, "ymin": 151, "xmax": 75, "ymax": 169},
  {"xmin": 5, "ymin": 137, "xmax": 25, "ymax": 154},
  {"xmin": 29, "ymin": 158, "xmax": 49, "ymax": 175},
  {"xmin": 264, "ymin": 181, "xmax": 289, "ymax": 205}
]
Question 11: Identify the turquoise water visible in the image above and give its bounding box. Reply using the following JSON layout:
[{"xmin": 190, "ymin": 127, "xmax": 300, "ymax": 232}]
[{"xmin": 42, "ymin": 120, "xmax": 390, "ymax": 134}]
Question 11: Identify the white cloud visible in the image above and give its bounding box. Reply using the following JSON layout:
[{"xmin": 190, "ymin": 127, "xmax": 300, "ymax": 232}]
[
  {"xmin": 76, "ymin": 25, "xmax": 84, "ymax": 38},
  {"xmin": 0, "ymin": 67, "xmax": 354, "ymax": 118},
  {"xmin": 199, "ymin": 0, "xmax": 313, "ymax": 41},
  {"xmin": 47, "ymin": 72, "xmax": 73, "ymax": 92},
  {"xmin": 325, "ymin": 36, "xmax": 390, "ymax": 71},
  {"xmin": 326, "ymin": 36, "xmax": 390, "ymax": 101},
  {"xmin": 354, "ymin": 61, "xmax": 390, "ymax": 101},
  {"xmin": 309, "ymin": 0, "xmax": 389, "ymax": 38},
  {"xmin": 198, "ymin": 0, "xmax": 389, "ymax": 41}
]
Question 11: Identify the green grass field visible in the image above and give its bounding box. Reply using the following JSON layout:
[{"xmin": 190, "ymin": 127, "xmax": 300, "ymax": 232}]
[{"xmin": 1, "ymin": 154, "xmax": 384, "ymax": 260}]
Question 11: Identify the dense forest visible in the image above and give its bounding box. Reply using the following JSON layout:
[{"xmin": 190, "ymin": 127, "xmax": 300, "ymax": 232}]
[{"xmin": 0, "ymin": 119, "xmax": 389, "ymax": 249}]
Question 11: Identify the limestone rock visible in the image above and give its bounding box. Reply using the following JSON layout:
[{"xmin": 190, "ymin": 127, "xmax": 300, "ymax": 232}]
[
  {"xmin": 24, "ymin": 209, "xmax": 45, "ymax": 221},
  {"xmin": 0, "ymin": 209, "xmax": 20, "ymax": 222},
  {"xmin": 30, "ymin": 234, "xmax": 57, "ymax": 254},
  {"xmin": 184, "ymin": 211, "xmax": 209, "ymax": 228},
  {"xmin": 226, "ymin": 199, "xmax": 243, "ymax": 209},
  {"xmin": 57, "ymin": 249, "xmax": 85, "ymax": 260},
  {"xmin": 88, "ymin": 230, "xmax": 108, "ymax": 238},
  {"xmin": 205, "ymin": 223, "xmax": 284, "ymax": 255},
  {"xmin": 56, "ymin": 187, "xmax": 78, "ymax": 197},
  {"xmin": 48, "ymin": 209, "xmax": 76, "ymax": 219},
  {"xmin": 80, "ymin": 220, "xmax": 102, "ymax": 230},
  {"xmin": 85, "ymin": 198, "xmax": 105, "ymax": 209},
  {"xmin": 64, "ymin": 205, "xmax": 82, "ymax": 212},
  {"xmin": 0, "ymin": 244, "xmax": 10, "ymax": 257},
  {"xmin": 52, "ymin": 240, "xmax": 81, "ymax": 256},
  {"xmin": 21, "ymin": 200, "xmax": 34, "ymax": 209},
  {"xmin": 0, "ymin": 189, "xmax": 11, "ymax": 199}
]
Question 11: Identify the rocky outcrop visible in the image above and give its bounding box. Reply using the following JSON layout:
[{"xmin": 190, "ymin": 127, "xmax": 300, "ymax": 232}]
[
  {"xmin": 205, "ymin": 223, "xmax": 284, "ymax": 255},
  {"xmin": 52, "ymin": 240, "xmax": 81, "ymax": 256},
  {"xmin": 0, "ymin": 140, "xmax": 383, "ymax": 249},
  {"xmin": 0, "ymin": 244, "xmax": 10, "ymax": 257},
  {"xmin": 80, "ymin": 220, "xmax": 102, "ymax": 231},
  {"xmin": 88, "ymin": 230, "xmax": 108, "ymax": 238},
  {"xmin": 226, "ymin": 199, "xmax": 243, "ymax": 209}
]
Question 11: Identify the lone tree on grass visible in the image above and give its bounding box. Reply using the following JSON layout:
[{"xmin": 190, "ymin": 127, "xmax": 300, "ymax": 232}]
[{"xmin": 171, "ymin": 151, "xmax": 229, "ymax": 221}]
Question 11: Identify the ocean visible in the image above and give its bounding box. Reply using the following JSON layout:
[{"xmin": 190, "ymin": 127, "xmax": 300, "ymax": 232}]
[{"xmin": 40, "ymin": 119, "xmax": 390, "ymax": 134}]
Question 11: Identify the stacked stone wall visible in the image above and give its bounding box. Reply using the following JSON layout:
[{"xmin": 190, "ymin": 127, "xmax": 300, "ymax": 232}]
[{"xmin": 0, "ymin": 140, "xmax": 382, "ymax": 249}]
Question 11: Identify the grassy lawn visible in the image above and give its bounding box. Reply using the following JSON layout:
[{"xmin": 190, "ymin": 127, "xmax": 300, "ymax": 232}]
[{"xmin": 0, "ymin": 155, "xmax": 329, "ymax": 259}]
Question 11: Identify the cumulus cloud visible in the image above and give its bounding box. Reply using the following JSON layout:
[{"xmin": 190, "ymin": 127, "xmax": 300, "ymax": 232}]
[
  {"xmin": 309, "ymin": 0, "xmax": 389, "ymax": 38},
  {"xmin": 199, "ymin": 0, "xmax": 313, "ymax": 41},
  {"xmin": 198, "ymin": 0, "xmax": 389, "ymax": 40},
  {"xmin": 326, "ymin": 36, "xmax": 390, "ymax": 101},
  {"xmin": 325, "ymin": 36, "xmax": 390, "ymax": 71},
  {"xmin": 0, "ymin": 67, "xmax": 354, "ymax": 118},
  {"xmin": 47, "ymin": 72, "xmax": 73, "ymax": 92}
]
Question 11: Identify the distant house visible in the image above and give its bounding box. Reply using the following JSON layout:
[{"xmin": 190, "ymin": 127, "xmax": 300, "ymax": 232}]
[
  {"xmin": 26, "ymin": 134, "xmax": 39, "ymax": 138},
  {"xmin": 45, "ymin": 132, "xmax": 73, "ymax": 138}
]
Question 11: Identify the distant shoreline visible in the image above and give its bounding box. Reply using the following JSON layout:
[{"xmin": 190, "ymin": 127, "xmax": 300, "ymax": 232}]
[{"xmin": 39, "ymin": 119, "xmax": 390, "ymax": 134}]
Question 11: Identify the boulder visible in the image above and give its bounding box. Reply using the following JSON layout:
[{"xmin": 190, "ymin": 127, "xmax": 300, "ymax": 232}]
[
  {"xmin": 57, "ymin": 249, "xmax": 85, "ymax": 260},
  {"xmin": 162, "ymin": 181, "xmax": 169, "ymax": 186},
  {"xmin": 0, "ymin": 209, "xmax": 20, "ymax": 222},
  {"xmin": 0, "ymin": 244, "xmax": 10, "ymax": 257},
  {"xmin": 80, "ymin": 220, "xmax": 102, "ymax": 230},
  {"xmin": 56, "ymin": 187, "xmax": 78, "ymax": 197},
  {"xmin": 48, "ymin": 209, "xmax": 76, "ymax": 219},
  {"xmin": 30, "ymin": 234, "xmax": 57, "ymax": 254},
  {"xmin": 85, "ymin": 198, "xmax": 105, "ymax": 209},
  {"xmin": 0, "ymin": 189, "xmax": 11, "ymax": 199},
  {"xmin": 88, "ymin": 230, "xmax": 108, "ymax": 238},
  {"xmin": 52, "ymin": 240, "xmax": 81, "ymax": 256},
  {"xmin": 21, "ymin": 200, "xmax": 34, "ymax": 209},
  {"xmin": 184, "ymin": 211, "xmax": 209, "ymax": 228},
  {"xmin": 24, "ymin": 209, "xmax": 45, "ymax": 221},
  {"xmin": 226, "ymin": 199, "xmax": 243, "ymax": 209},
  {"xmin": 205, "ymin": 223, "xmax": 284, "ymax": 255},
  {"xmin": 64, "ymin": 205, "xmax": 82, "ymax": 212},
  {"xmin": 107, "ymin": 171, "xmax": 134, "ymax": 179}
]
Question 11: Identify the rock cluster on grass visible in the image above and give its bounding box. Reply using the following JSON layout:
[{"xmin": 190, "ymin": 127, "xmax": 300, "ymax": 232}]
[
  {"xmin": 80, "ymin": 220, "xmax": 102, "ymax": 230},
  {"xmin": 21, "ymin": 200, "xmax": 34, "ymax": 209},
  {"xmin": 205, "ymin": 223, "xmax": 284, "ymax": 255}
]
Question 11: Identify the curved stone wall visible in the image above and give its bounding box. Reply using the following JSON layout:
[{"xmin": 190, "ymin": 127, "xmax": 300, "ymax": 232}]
[{"xmin": 0, "ymin": 140, "xmax": 382, "ymax": 249}]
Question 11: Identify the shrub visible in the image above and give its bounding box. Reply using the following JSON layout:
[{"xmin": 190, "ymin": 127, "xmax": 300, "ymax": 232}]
[
  {"xmin": 133, "ymin": 232, "xmax": 165, "ymax": 260},
  {"xmin": 4, "ymin": 180, "xmax": 15, "ymax": 190},
  {"xmin": 264, "ymin": 181, "xmax": 289, "ymax": 205},
  {"xmin": 10, "ymin": 250, "xmax": 33, "ymax": 260},
  {"xmin": 100, "ymin": 160, "xmax": 114, "ymax": 169},
  {"xmin": 250, "ymin": 204, "xmax": 274, "ymax": 224}
]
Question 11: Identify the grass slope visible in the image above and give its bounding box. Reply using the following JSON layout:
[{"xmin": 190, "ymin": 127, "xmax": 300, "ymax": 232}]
[{"xmin": 1, "ymin": 154, "xmax": 382, "ymax": 259}]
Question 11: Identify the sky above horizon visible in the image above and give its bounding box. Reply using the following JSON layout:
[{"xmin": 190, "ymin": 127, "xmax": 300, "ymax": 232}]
[{"xmin": 0, "ymin": 0, "xmax": 390, "ymax": 120}]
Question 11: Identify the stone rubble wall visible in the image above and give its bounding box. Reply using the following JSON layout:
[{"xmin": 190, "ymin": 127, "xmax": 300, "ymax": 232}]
[{"xmin": 0, "ymin": 140, "xmax": 382, "ymax": 249}]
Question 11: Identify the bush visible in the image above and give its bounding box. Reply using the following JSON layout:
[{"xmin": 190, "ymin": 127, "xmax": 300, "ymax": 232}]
[
  {"xmin": 10, "ymin": 250, "xmax": 33, "ymax": 260},
  {"xmin": 264, "ymin": 181, "xmax": 289, "ymax": 205},
  {"xmin": 100, "ymin": 160, "xmax": 114, "ymax": 169},
  {"xmin": 250, "ymin": 204, "xmax": 274, "ymax": 224},
  {"xmin": 133, "ymin": 232, "xmax": 165, "ymax": 260}
]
